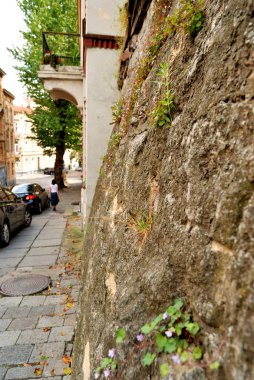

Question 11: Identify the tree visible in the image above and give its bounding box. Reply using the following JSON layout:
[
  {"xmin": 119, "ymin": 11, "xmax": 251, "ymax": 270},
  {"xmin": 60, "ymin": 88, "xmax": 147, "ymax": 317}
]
[{"xmin": 9, "ymin": 0, "xmax": 81, "ymax": 187}]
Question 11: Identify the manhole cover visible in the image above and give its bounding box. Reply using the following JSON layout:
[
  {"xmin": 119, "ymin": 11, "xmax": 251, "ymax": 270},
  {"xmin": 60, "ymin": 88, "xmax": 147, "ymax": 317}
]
[{"xmin": 0, "ymin": 275, "xmax": 50, "ymax": 296}]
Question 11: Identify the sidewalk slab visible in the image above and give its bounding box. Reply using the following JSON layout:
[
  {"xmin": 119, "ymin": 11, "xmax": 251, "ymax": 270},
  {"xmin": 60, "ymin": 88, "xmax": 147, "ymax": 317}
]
[
  {"xmin": 31, "ymin": 239, "xmax": 62, "ymax": 248},
  {"xmin": 18, "ymin": 255, "xmax": 58, "ymax": 267},
  {"xmin": 0, "ymin": 319, "xmax": 11, "ymax": 331},
  {"xmin": 28, "ymin": 305, "xmax": 55, "ymax": 318},
  {"xmin": 5, "ymin": 365, "xmax": 43, "ymax": 380},
  {"xmin": 29, "ymin": 342, "xmax": 65, "ymax": 362},
  {"xmin": 0, "ymin": 297, "xmax": 22, "ymax": 308},
  {"xmin": 0, "ymin": 249, "xmax": 29, "ymax": 258},
  {"xmin": 17, "ymin": 328, "xmax": 50, "ymax": 344},
  {"xmin": 0, "ymin": 344, "xmax": 33, "ymax": 365},
  {"xmin": 37, "ymin": 315, "xmax": 64, "ymax": 328},
  {"xmin": 0, "ymin": 257, "xmax": 22, "ymax": 268},
  {"xmin": 26, "ymin": 247, "xmax": 59, "ymax": 256},
  {"xmin": 3, "ymin": 306, "xmax": 31, "ymax": 319},
  {"xmin": 20, "ymin": 296, "xmax": 46, "ymax": 307},
  {"xmin": 48, "ymin": 326, "xmax": 75, "ymax": 342},
  {"xmin": 0, "ymin": 330, "xmax": 21, "ymax": 346},
  {"xmin": 8, "ymin": 317, "xmax": 38, "ymax": 330}
]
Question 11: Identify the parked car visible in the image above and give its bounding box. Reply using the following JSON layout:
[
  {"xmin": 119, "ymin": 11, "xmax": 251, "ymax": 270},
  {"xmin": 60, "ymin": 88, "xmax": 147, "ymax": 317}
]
[
  {"xmin": 43, "ymin": 167, "xmax": 55, "ymax": 175},
  {"xmin": 0, "ymin": 187, "xmax": 32, "ymax": 247},
  {"xmin": 12, "ymin": 183, "xmax": 50, "ymax": 214}
]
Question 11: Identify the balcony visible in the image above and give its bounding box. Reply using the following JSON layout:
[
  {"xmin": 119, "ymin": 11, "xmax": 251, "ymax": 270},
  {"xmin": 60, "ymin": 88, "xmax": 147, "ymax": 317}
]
[{"xmin": 38, "ymin": 32, "xmax": 84, "ymax": 111}]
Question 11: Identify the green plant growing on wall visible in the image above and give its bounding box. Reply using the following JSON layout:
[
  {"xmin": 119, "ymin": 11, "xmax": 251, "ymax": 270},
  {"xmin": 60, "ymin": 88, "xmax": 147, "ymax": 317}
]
[
  {"xmin": 94, "ymin": 298, "xmax": 222, "ymax": 379},
  {"xmin": 150, "ymin": 63, "xmax": 176, "ymax": 127},
  {"xmin": 189, "ymin": 10, "xmax": 205, "ymax": 38},
  {"xmin": 128, "ymin": 211, "xmax": 153, "ymax": 245},
  {"xmin": 111, "ymin": 99, "xmax": 123, "ymax": 126},
  {"xmin": 109, "ymin": 133, "xmax": 122, "ymax": 149}
]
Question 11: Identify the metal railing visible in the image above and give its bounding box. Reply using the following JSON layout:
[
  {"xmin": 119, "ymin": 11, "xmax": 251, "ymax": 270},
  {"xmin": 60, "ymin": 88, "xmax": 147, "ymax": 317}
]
[{"xmin": 42, "ymin": 31, "xmax": 80, "ymax": 68}]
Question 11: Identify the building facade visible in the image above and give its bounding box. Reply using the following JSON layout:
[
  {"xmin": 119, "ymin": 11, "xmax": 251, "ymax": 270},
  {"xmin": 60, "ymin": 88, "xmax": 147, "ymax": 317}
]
[
  {"xmin": 39, "ymin": 0, "xmax": 125, "ymax": 219},
  {"xmin": 0, "ymin": 69, "xmax": 7, "ymax": 185},
  {"xmin": 14, "ymin": 105, "xmax": 56, "ymax": 174},
  {"xmin": 3, "ymin": 89, "xmax": 16, "ymax": 186}
]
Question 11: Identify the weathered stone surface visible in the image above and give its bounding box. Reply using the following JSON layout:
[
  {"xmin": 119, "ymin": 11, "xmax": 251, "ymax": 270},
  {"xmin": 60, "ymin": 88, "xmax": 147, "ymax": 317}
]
[{"xmin": 73, "ymin": 0, "xmax": 254, "ymax": 379}]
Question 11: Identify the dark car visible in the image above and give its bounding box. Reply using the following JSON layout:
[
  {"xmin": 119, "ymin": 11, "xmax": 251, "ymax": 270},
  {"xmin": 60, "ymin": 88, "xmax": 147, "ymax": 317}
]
[
  {"xmin": 43, "ymin": 167, "xmax": 55, "ymax": 175},
  {"xmin": 12, "ymin": 183, "xmax": 50, "ymax": 214},
  {"xmin": 0, "ymin": 187, "xmax": 32, "ymax": 247}
]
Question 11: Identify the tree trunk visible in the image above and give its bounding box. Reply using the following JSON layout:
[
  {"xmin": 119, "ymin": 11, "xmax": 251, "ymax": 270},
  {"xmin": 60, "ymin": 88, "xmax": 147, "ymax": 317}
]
[
  {"xmin": 54, "ymin": 144, "xmax": 65, "ymax": 189},
  {"xmin": 54, "ymin": 100, "xmax": 66, "ymax": 189}
]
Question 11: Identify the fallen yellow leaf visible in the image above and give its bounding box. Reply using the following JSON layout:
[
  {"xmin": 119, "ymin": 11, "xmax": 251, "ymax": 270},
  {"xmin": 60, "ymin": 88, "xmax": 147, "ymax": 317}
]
[
  {"xmin": 34, "ymin": 368, "xmax": 42, "ymax": 376},
  {"xmin": 63, "ymin": 367, "xmax": 72, "ymax": 375}
]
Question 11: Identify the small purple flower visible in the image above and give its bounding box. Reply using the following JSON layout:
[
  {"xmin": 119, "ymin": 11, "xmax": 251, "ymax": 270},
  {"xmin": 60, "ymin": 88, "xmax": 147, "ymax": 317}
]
[
  {"xmin": 136, "ymin": 334, "xmax": 144, "ymax": 342},
  {"xmin": 165, "ymin": 329, "xmax": 173, "ymax": 338},
  {"xmin": 172, "ymin": 354, "xmax": 181, "ymax": 365},
  {"xmin": 108, "ymin": 349, "xmax": 116, "ymax": 358},
  {"xmin": 163, "ymin": 312, "xmax": 170, "ymax": 320},
  {"xmin": 103, "ymin": 369, "xmax": 111, "ymax": 378}
]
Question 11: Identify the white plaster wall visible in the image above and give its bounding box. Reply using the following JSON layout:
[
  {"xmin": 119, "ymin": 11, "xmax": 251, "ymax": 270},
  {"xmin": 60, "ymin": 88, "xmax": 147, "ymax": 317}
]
[
  {"xmin": 86, "ymin": 0, "xmax": 126, "ymax": 36},
  {"xmin": 86, "ymin": 48, "xmax": 119, "ymax": 214}
]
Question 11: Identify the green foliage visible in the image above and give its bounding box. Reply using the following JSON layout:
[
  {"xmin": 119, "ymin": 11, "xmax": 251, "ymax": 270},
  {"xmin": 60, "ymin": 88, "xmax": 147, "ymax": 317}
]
[
  {"xmin": 150, "ymin": 63, "xmax": 176, "ymax": 128},
  {"xmin": 94, "ymin": 298, "xmax": 220, "ymax": 379},
  {"xmin": 116, "ymin": 327, "xmax": 126, "ymax": 343},
  {"xmin": 160, "ymin": 363, "xmax": 170, "ymax": 377},
  {"xmin": 109, "ymin": 133, "xmax": 122, "ymax": 149},
  {"xmin": 9, "ymin": 0, "xmax": 81, "ymax": 175},
  {"xmin": 142, "ymin": 352, "xmax": 156, "ymax": 366},
  {"xmin": 111, "ymin": 99, "xmax": 123, "ymax": 125},
  {"xmin": 189, "ymin": 10, "xmax": 205, "ymax": 37},
  {"xmin": 210, "ymin": 360, "xmax": 220, "ymax": 370}
]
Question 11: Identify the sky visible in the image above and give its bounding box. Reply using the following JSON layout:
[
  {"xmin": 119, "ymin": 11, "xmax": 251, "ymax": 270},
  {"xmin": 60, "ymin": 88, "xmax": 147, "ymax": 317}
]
[{"xmin": 0, "ymin": 0, "xmax": 27, "ymax": 105}]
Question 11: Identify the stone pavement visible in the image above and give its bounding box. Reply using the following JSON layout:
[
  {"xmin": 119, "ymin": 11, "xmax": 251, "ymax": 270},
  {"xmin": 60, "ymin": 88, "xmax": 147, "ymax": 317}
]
[{"xmin": 0, "ymin": 183, "xmax": 82, "ymax": 380}]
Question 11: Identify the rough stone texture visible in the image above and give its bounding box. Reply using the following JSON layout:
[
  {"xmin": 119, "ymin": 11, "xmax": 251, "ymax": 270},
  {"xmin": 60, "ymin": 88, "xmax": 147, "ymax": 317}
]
[{"xmin": 73, "ymin": 0, "xmax": 254, "ymax": 379}]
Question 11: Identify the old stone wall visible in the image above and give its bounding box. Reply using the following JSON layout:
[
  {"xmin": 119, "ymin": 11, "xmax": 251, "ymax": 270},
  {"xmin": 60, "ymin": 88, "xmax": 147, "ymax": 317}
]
[{"xmin": 73, "ymin": 0, "xmax": 254, "ymax": 379}]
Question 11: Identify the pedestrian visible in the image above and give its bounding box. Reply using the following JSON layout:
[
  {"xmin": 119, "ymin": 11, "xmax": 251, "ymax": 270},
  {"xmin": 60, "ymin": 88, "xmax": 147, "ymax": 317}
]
[{"xmin": 50, "ymin": 179, "xmax": 59, "ymax": 211}]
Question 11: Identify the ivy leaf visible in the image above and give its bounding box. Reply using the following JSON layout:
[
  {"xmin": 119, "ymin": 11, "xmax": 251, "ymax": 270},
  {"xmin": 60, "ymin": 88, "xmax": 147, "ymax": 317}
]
[
  {"xmin": 174, "ymin": 298, "xmax": 184, "ymax": 310},
  {"xmin": 164, "ymin": 338, "xmax": 177, "ymax": 353},
  {"xmin": 210, "ymin": 360, "xmax": 220, "ymax": 370},
  {"xmin": 175, "ymin": 323, "xmax": 184, "ymax": 336},
  {"xmin": 116, "ymin": 328, "xmax": 126, "ymax": 343},
  {"xmin": 156, "ymin": 333, "xmax": 167, "ymax": 351},
  {"xmin": 160, "ymin": 363, "xmax": 170, "ymax": 378},
  {"xmin": 192, "ymin": 346, "xmax": 202, "ymax": 360},
  {"xmin": 141, "ymin": 323, "xmax": 152, "ymax": 334},
  {"xmin": 186, "ymin": 322, "xmax": 200, "ymax": 335},
  {"xmin": 111, "ymin": 361, "xmax": 117, "ymax": 370},
  {"xmin": 142, "ymin": 352, "xmax": 156, "ymax": 366},
  {"xmin": 180, "ymin": 351, "xmax": 189, "ymax": 363},
  {"xmin": 99, "ymin": 357, "xmax": 112, "ymax": 369}
]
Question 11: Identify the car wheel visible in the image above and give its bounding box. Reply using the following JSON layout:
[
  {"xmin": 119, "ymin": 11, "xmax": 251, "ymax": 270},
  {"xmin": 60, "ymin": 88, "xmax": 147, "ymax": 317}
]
[
  {"xmin": 37, "ymin": 202, "xmax": 42, "ymax": 214},
  {"xmin": 24, "ymin": 210, "xmax": 32, "ymax": 227},
  {"xmin": 0, "ymin": 222, "xmax": 10, "ymax": 247}
]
